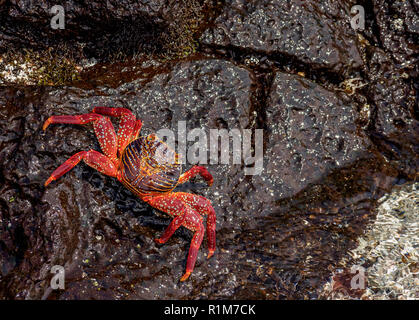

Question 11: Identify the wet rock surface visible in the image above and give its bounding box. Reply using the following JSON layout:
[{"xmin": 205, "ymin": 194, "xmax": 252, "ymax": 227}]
[
  {"xmin": 0, "ymin": 0, "xmax": 218, "ymax": 59},
  {"xmin": 262, "ymin": 72, "xmax": 372, "ymax": 200},
  {"xmin": 0, "ymin": 1, "xmax": 418, "ymax": 299},
  {"xmin": 201, "ymin": 0, "xmax": 364, "ymax": 75},
  {"xmin": 321, "ymin": 182, "xmax": 419, "ymax": 300},
  {"xmin": 1, "ymin": 0, "xmax": 165, "ymax": 57}
]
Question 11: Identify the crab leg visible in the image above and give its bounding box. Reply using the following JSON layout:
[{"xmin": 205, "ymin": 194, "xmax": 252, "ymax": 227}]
[
  {"xmin": 178, "ymin": 166, "xmax": 214, "ymax": 186},
  {"xmin": 45, "ymin": 150, "xmax": 117, "ymax": 186},
  {"xmin": 92, "ymin": 107, "xmax": 139, "ymax": 155},
  {"xmin": 144, "ymin": 194, "xmax": 191, "ymax": 242},
  {"xmin": 155, "ymin": 207, "xmax": 198, "ymax": 244},
  {"xmin": 43, "ymin": 113, "xmax": 101, "ymax": 130},
  {"xmin": 132, "ymin": 120, "xmax": 143, "ymax": 140},
  {"xmin": 168, "ymin": 192, "xmax": 216, "ymax": 258},
  {"xmin": 182, "ymin": 217, "xmax": 204, "ymax": 281},
  {"xmin": 43, "ymin": 113, "xmax": 118, "ymax": 163},
  {"xmin": 144, "ymin": 193, "xmax": 206, "ymax": 281},
  {"xmin": 145, "ymin": 192, "xmax": 216, "ymax": 257},
  {"xmin": 154, "ymin": 212, "xmax": 187, "ymax": 244},
  {"xmin": 92, "ymin": 107, "xmax": 133, "ymax": 117}
]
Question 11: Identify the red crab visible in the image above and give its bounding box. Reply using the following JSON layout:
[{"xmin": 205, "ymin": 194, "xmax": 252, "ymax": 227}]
[{"xmin": 43, "ymin": 107, "xmax": 216, "ymax": 281}]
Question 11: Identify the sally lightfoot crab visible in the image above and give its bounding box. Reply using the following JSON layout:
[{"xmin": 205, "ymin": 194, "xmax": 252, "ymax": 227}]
[{"xmin": 43, "ymin": 107, "xmax": 216, "ymax": 281}]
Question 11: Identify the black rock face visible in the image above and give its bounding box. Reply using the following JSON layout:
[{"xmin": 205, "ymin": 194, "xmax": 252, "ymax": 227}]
[
  {"xmin": 201, "ymin": 0, "xmax": 364, "ymax": 76},
  {"xmin": 0, "ymin": 0, "xmax": 219, "ymax": 59},
  {"xmin": 0, "ymin": 0, "xmax": 417, "ymax": 299}
]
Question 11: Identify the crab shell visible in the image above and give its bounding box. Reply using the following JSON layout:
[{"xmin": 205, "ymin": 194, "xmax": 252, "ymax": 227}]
[{"xmin": 120, "ymin": 134, "xmax": 182, "ymax": 198}]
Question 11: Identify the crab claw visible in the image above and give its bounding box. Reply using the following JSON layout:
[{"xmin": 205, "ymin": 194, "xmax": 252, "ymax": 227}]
[{"xmin": 180, "ymin": 270, "xmax": 192, "ymax": 282}]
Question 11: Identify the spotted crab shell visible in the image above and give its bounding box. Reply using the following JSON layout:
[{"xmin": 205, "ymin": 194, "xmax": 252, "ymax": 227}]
[{"xmin": 120, "ymin": 133, "xmax": 182, "ymax": 197}]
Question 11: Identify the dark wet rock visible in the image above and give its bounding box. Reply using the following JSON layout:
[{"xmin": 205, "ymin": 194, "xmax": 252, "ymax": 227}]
[
  {"xmin": 372, "ymin": 0, "xmax": 418, "ymax": 66},
  {"xmin": 1, "ymin": 0, "xmax": 161, "ymax": 57},
  {"xmin": 0, "ymin": 1, "xmax": 417, "ymax": 301},
  {"xmin": 258, "ymin": 72, "xmax": 372, "ymax": 202},
  {"xmin": 201, "ymin": 0, "xmax": 364, "ymax": 75},
  {"xmin": 199, "ymin": 72, "xmax": 399, "ymax": 299},
  {"xmin": 0, "ymin": 0, "xmax": 216, "ymax": 60},
  {"xmin": 365, "ymin": 48, "xmax": 418, "ymax": 178},
  {"xmin": 0, "ymin": 57, "xmax": 404, "ymax": 299},
  {"xmin": 0, "ymin": 59, "xmax": 256, "ymax": 299},
  {"xmin": 358, "ymin": 1, "xmax": 419, "ymax": 178}
]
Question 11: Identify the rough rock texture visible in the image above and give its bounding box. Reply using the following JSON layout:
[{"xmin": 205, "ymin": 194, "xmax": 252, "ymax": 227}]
[
  {"xmin": 262, "ymin": 73, "xmax": 371, "ymax": 200},
  {"xmin": 365, "ymin": 47, "xmax": 418, "ymax": 178},
  {"xmin": 0, "ymin": 0, "xmax": 217, "ymax": 59},
  {"xmin": 362, "ymin": 0, "xmax": 419, "ymax": 178},
  {"xmin": 201, "ymin": 0, "xmax": 364, "ymax": 75},
  {"xmin": 1, "ymin": 0, "xmax": 163, "ymax": 56},
  {"xmin": 0, "ymin": 0, "xmax": 417, "ymax": 300},
  {"xmin": 372, "ymin": 0, "xmax": 418, "ymax": 65},
  {"xmin": 0, "ymin": 58, "xmax": 400, "ymax": 299}
]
